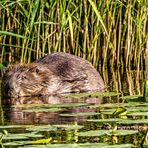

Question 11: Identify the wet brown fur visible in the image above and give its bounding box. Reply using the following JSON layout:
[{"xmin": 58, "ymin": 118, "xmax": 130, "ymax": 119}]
[{"xmin": 2, "ymin": 52, "xmax": 105, "ymax": 97}]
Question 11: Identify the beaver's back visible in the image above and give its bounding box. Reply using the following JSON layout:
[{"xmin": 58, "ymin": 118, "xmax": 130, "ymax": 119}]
[{"xmin": 37, "ymin": 52, "xmax": 105, "ymax": 92}]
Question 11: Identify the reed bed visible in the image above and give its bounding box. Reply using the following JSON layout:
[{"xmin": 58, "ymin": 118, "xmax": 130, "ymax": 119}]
[{"xmin": 0, "ymin": 0, "xmax": 147, "ymax": 70}]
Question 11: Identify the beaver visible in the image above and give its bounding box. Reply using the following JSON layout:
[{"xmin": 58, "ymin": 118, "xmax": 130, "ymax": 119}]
[{"xmin": 2, "ymin": 52, "xmax": 105, "ymax": 97}]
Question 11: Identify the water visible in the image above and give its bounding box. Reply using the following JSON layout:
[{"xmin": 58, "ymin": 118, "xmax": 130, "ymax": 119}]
[{"xmin": 0, "ymin": 69, "xmax": 147, "ymax": 148}]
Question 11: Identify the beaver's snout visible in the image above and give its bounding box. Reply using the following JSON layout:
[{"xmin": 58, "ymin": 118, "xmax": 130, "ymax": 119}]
[{"xmin": 2, "ymin": 52, "xmax": 105, "ymax": 97}]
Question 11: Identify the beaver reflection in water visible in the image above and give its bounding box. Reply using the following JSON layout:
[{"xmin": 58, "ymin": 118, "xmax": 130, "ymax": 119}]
[{"xmin": 2, "ymin": 52, "xmax": 105, "ymax": 97}]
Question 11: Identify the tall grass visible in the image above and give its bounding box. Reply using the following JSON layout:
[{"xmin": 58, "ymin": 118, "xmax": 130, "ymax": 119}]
[{"xmin": 0, "ymin": 0, "xmax": 147, "ymax": 71}]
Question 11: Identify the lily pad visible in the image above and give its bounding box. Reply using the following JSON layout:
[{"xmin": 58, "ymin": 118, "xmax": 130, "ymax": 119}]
[
  {"xmin": 22, "ymin": 108, "xmax": 63, "ymax": 113},
  {"xmin": 127, "ymin": 112, "xmax": 148, "ymax": 116},
  {"xmin": 64, "ymin": 91, "xmax": 118, "ymax": 98},
  {"xmin": 60, "ymin": 112, "xmax": 100, "ymax": 117},
  {"xmin": 117, "ymin": 119, "xmax": 148, "ymax": 125},
  {"xmin": 3, "ymin": 138, "xmax": 51, "ymax": 146},
  {"xmin": 18, "ymin": 143, "xmax": 109, "ymax": 148},
  {"xmin": 53, "ymin": 124, "xmax": 84, "ymax": 130},
  {"xmin": 88, "ymin": 118, "xmax": 148, "ymax": 125},
  {"xmin": 3, "ymin": 132, "xmax": 43, "ymax": 140},
  {"xmin": 78, "ymin": 130, "xmax": 109, "ymax": 137},
  {"xmin": 78, "ymin": 129, "xmax": 138, "ymax": 137},
  {"xmin": 26, "ymin": 125, "xmax": 57, "ymax": 132},
  {"xmin": 16, "ymin": 103, "xmax": 93, "ymax": 108},
  {"xmin": 120, "ymin": 95, "xmax": 144, "ymax": 102},
  {"xmin": 87, "ymin": 118, "xmax": 121, "ymax": 123},
  {"xmin": 0, "ymin": 125, "xmax": 31, "ymax": 129}
]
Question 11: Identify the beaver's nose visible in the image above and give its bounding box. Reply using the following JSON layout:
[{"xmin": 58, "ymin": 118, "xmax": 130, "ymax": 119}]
[{"xmin": 7, "ymin": 86, "xmax": 15, "ymax": 96}]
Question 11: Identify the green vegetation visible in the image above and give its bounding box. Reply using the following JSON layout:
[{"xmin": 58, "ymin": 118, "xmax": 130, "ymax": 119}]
[
  {"xmin": 1, "ymin": 93, "xmax": 148, "ymax": 147},
  {"xmin": 0, "ymin": 1, "xmax": 148, "ymax": 147},
  {"xmin": 0, "ymin": 0, "xmax": 147, "ymax": 70}
]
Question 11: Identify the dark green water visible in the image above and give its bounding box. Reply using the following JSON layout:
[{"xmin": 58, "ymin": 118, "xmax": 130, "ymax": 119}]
[{"xmin": 0, "ymin": 70, "xmax": 147, "ymax": 148}]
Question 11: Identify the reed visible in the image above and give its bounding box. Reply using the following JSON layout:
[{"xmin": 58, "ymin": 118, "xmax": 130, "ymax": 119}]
[{"xmin": 0, "ymin": 0, "xmax": 147, "ymax": 70}]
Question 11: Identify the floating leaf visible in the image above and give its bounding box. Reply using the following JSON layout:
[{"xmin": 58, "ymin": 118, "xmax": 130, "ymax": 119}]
[
  {"xmin": 88, "ymin": 118, "xmax": 148, "ymax": 125},
  {"xmin": 22, "ymin": 108, "xmax": 63, "ymax": 113},
  {"xmin": 127, "ymin": 112, "xmax": 148, "ymax": 116},
  {"xmin": 117, "ymin": 119, "xmax": 148, "ymax": 125},
  {"xmin": 78, "ymin": 130, "xmax": 109, "ymax": 137},
  {"xmin": 0, "ymin": 125, "xmax": 32, "ymax": 129},
  {"xmin": 102, "ymin": 144, "xmax": 133, "ymax": 148},
  {"xmin": 4, "ymin": 141, "xmax": 31, "ymax": 146},
  {"xmin": 26, "ymin": 125, "xmax": 57, "ymax": 132},
  {"xmin": 108, "ymin": 130, "xmax": 138, "ymax": 136},
  {"xmin": 64, "ymin": 92, "xmax": 118, "ymax": 98},
  {"xmin": 53, "ymin": 124, "xmax": 84, "ymax": 130},
  {"xmin": 3, "ymin": 132, "xmax": 43, "ymax": 140},
  {"xmin": 60, "ymin": 112, "xmax": 100, "ymax": 117},
  {"xmin": 87, "ymin": 118, "xmax": 121, "ymax": 123},
  {"xmin": 31, "ymin": 138, "xmax": 52, "ymax": 144},
  {"xmin": 120, "ymin": 95, "xmax": 144, "ymax": 102},
  {"xmin": 18, "ymin": 143, "xmax": 109, "ymax": 148},
  {"xmin": 127, "ymin": 106, "xmax": 148, "ymax": 112},
  {"xmin": 112, "ymin": 107, "xmax": 127, "ymax": 117},
  {"xmin": 78, "ymin": 129, "xmax": 138, "ymax": 137},
  {"xmin": 16, "ymin": 103, "xmax": 93, "ymax": 108}
]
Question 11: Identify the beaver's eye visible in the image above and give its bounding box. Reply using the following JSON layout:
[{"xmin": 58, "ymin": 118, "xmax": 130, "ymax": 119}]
[
  {"xmin": 36, "ymin": 68, "xmax": 40, "ymax": 73},
  {"xmin": 21, "ymin": 76, "xmax": 27, "ymax": 80}
]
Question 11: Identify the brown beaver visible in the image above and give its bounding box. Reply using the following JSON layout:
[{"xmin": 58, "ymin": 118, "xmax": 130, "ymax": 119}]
[{"xmin": 2, "ymin": 52, "xmax": 105, "ymax": 97}]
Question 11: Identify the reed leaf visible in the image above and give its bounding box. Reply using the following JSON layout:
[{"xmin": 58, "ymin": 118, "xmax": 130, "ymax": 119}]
[
  {"xmin": 0, "ymin": 31, "xmax": 28, "ymax": 39},
  {"xmin": 88, "ymin": 0, "xmax": 108, "ymax": 36},
  {"xmin": 67, "ymin": 10, "xmax": 74, "ymax": 48}
]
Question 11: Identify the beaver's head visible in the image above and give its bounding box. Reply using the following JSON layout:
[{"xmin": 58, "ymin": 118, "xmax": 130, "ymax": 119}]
[{"xmin": 2, "ymin": 64, "xmax": 59, "ymax": 98}]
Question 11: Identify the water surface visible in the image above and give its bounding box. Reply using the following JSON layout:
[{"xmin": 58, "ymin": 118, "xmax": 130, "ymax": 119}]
[{"xmin": 0, "ymin": 69, "xmax": 146, "ymax": 147}]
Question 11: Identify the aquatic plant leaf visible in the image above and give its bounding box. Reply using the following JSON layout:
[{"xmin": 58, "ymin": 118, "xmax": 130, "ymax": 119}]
[
  {"xmin": 112, "ymin": 107, "xmax": 127, "ymax": 117},
  {"xmin": 120, "ymin": 95, "xmax": 144, "ymax": 102},
  {"xmin": 3, "ymin": 132, "xmax": 43, "ymax": 140},
  {"xmin": 78, "ymin": 129, "xmax": 138, "ymax": 137},
  {"xmin": 94, "ymin": 102, "xmax": 148, "ymax": 109},
  {"xmin": 53, "ymin": 124, "xmax": 84, "ymax": 130},
  {"xmin": 26, "ymin": 125, "xmax": 57, "ymax": 132},
  {"xmin": 127, "ymin": 112, "xmax": 148, "ymax": 116},
  {"xmin": 0, "ymin": 125, "xmax": 31, "ymax": 129},
  {"xmin": 16, "ymin": 103, "xmax": 93, "ymax": 108},
  {"xmin": 64, "ymin": 91, "xmax": 118, "ymax": 98},
  {"xmin": 108, "ymin": 130, "xmax": 138, "ymax": 136},
  {"xmin": 31, "ymin": 138, "xmax": 52, "ymax": 144},
  {"xmin": 22, "ymin": 108, "xmax": 63, "ymax": 113},
  {"xmin": 78, "ymin": 130, "xmax": 109, "ymax": 137},
  {"xmin": 3, "ymin": 141, "xmax": 31, "ymax": 146},
  {"xmin": 88, "ymin": 118, "xmax": 148, "ymax": 125},
  {"xmin": 87, "ymin": 118, "xmax": 121, "ymax": 123},
  {"xmin": 102, "ymin": 144, "xmax": 133, "ymax": 148},
  {"xmin": 92, "ymin": 103, "xmax": 125, "ymax": 108},
  {"xmin": 18, "ymin": 143, "xmax": 109, "ymax": 148},
  {"xmin": 117, "ymin": 119, "xmax": 148, "ymax": 125},
  {"xmin": 100, "ymin": 109, "xmax": 116, "ymax": 115},
  {"xmin": 60, "ymin": 112, "xmax": 100, "ymax": 117},
  {"xmin": 144, "ymin": 80, "xmax": 148, "ymax": 102},
  {"xmin": 127, "ymin": 106, "xmax": 148, "ymax": 112},
  {"xmin": 120, "ymin": 95, "xmax": 143, "ymax": 99}
]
